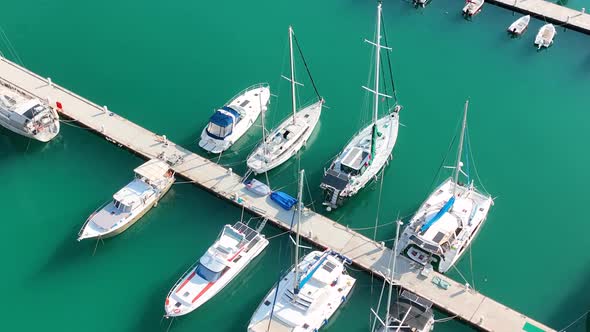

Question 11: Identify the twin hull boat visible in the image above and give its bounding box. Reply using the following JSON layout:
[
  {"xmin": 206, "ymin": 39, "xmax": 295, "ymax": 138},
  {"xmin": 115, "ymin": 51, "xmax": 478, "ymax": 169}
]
[
  {"xmin": 321, "ymin": 110, "xmax": 399, "ymax": 210},
  {"xmin": 0, "ymin": 85, "xmax": 59, "ymax": 142},
  {"xmin": 247, "ymin": 101, "xmax": 323, "ymax": 174},
  {"xmin": 165, "ymin": 222, "xmax": 269, "ymax": 317},
  {"xmin": 199, "ymin": 84, "xmax": 271, "ymax": 154},
  {"xmin": 396, "ymin": 178, "xmax": 492, "ymax": 273},
  {"xmin": 248, "ymin": 250, "xmax": 356, "ymax": 332},
  {"xmin": 78, "ymin": 159, "xmax": 175, "ymax": 241}
]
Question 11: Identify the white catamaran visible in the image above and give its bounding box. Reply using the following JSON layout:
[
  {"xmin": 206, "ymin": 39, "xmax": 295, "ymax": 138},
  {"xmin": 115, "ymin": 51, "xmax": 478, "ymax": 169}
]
[
  {"xmin": 0, "ymin": 84, "xmax": 59, "ymax": 142},
  {"xmin": 199, "ymin": 83, "xmax": 270, "ymax": 154},
  {"xmin": 78, "ymin": 159, "xmax": 175, "ymax": 241},
  {"xmin": 164, "ymin": 221, "xmax": 268, "ymax": 317},
  {"xmin": 248, "ymin": 170, "xmax": 356, "ymax": 332},
  {"xmin": 320, "ymin": 2, "xmax": 401, "ymax": 211},
  {"xmin": 396, "ymin": 100, "xmax": 493, "ymax": 274},
  {"xmin": 247, "ymin": 27, "xmax": 323, "ymax": 175}
]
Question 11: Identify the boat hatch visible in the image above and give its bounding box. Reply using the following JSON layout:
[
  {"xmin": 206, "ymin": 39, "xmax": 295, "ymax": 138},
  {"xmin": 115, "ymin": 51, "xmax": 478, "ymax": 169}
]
[
  {"xmin": 320, "ymin": 169, "xmax": 349, "ymax": 191},
  {"xmin": 22, "ymin": 104, "xmax": 45, "ymax": 119},
  {"xmin": 409, "ymin": 235, "xmax": 440, "ymax": 253},
  {"xmin": 206, "ymin": 106, "xmax": 240, "ymax": 139},
  {"xmin": 239, "ymin": 100, "xmax": 250, "ymax": 108},
  {"xmin": 340, "ymin": 147, "xmax": 369, "ymax": 175}
]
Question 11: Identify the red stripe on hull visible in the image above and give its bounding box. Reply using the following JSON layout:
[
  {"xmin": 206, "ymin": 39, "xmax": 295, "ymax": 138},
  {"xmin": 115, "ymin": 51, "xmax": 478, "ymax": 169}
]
[
  {"xmin": 176, "ymin": 271, "xmax": 196, "ymax": 293},
  {"xmin": 227, "ymin": 248, "xmax": 244, "ymax": 262},
  {"xmin": 191, "ymin": 282, "xmax": 214, "ymax": 303}
]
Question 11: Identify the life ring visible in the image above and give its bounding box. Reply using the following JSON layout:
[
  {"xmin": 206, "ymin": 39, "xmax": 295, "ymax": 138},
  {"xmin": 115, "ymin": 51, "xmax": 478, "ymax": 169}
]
[{"xmin": 173, "ymin": 308, "xmax": 181, "ymax": 314}]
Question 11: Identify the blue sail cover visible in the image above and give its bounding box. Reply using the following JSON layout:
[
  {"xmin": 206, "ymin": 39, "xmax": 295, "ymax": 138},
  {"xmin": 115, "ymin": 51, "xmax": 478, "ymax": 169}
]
[
  {"xmin": 419, "ymin": 196, "xmax": 456, "ymax": 233},
  {"xmin": 270, "ymin": 191, "xmax": 298, "ymax": 210},
  {"xmin": 298, "ymin": 253, "xmax": 328, "ymax": 290}
]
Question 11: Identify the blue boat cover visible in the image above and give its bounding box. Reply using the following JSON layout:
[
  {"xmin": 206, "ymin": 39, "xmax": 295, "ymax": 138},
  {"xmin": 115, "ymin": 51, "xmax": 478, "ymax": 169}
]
[
  {"xmin": 419, "ymin": 196, "xmax": 456, "ymax": 233},
  {"xmin": 270, "ymin": 191, "xmax": 298, "ymax": 210},
  {"xmin": 222, "ymin": 106, "xmax": 240, "ymax": 118}
]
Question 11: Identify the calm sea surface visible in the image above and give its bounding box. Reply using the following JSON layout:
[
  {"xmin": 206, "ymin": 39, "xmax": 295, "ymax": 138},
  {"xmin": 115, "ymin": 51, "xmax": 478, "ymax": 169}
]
[{"xmin": 1, "ymin": 0, "xmax": 589, "ymax": 331}]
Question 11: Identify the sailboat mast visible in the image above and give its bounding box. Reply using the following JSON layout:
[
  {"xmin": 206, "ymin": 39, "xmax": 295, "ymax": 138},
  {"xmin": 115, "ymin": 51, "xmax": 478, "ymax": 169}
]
[
  {"xmin": 370, "ymin": 3, "xmax": 383, "ymax": 160},
  {"xmin": 289, "ymin": 26, "xmax": 297, "ymax": 125},
  {"xmin": 260, "ymin": 88, "xmax": 268, "ymax": 158},
  {"xmin": 384, "ymin": 220, "xmax": 401, "ymax": 327},
  {"xmin": 453, "ymin": 100, "xmax": 469, "ymax": 194},
  {"xmin": 293, "ymin": 169, "xmax": 305, "ymax": 296}
]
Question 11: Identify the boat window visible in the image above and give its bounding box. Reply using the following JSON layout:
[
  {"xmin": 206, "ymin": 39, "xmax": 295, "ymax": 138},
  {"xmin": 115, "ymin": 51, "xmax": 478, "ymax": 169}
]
[
  {"xmin": 207, "ymin": 122, "xmax": 232, "ymax": 139},
  {"xmin": 195, "ymin": 263, "xmax": 222, "ymax": 282},
  {"xmin": 322, "ymin": 261, "xmax": 336, "ymax": 273},
  {"xmin": 113, "ymin": 199, "xmax": 122, "ymax": 210},
  {"xmin": 22, "ymin": 104, "xmax": 44, "ymax": 119}
]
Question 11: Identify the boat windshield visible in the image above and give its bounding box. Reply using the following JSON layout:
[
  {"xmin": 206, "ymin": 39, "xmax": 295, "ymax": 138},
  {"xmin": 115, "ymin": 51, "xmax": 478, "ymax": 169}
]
[
  {"xmin": 195, "ymin": 263, "xmax": 222, "ymax": 282},
  {"xmin": 222, "ymin": 226, "xmax": 245, "ymax": 243},
  {"xmin": 22, "ymin": 104, "xmax": 46, "ymax": 119},
  {"xmin": 207, "ymin": 122, "xmax": 232, "ymax": 139},
  {"xmin": 113, "ymin": 199, "xmax": 131, "ymax": 212}
]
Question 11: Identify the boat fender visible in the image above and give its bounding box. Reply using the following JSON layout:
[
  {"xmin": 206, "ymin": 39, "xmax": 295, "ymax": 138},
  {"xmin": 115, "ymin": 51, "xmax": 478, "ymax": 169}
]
[
  {"xmin": 341, "ymin": 295, "xmax": 346, "ymax": 302},
  {"xmin": 322, "ymin": 319, "xmax": 328, "ymax": 326}
]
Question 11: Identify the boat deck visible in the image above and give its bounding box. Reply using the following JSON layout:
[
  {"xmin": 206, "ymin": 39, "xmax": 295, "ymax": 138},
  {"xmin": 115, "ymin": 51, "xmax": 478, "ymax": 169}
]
[
  {"xmin": 488, "ymin": 0, "xmax": 590, "ymax": 34},
  {"xmin": 0, "ymin": 56, "xmax": 555, "ymax": 332}
]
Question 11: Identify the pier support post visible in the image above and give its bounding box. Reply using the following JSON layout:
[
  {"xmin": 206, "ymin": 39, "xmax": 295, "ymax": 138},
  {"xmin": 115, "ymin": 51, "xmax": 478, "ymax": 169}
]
[
  {"xmin": 103, "ymin": 105, "xmax": 109, "ymax": 114},
  {"xmin": 47, "ymin": 77, "xmax": 52, "ymax": 87}
]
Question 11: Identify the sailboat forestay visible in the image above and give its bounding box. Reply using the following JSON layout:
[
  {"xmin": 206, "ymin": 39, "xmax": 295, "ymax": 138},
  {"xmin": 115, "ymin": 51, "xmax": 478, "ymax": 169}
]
[
  {"xmin": 320, "ymin": 2, "xmax": 401, "ymax": 211},
  {"xmin": 247, "ymin": 27, "xmax": 323, "ymax": 175},
  {"xmin": 248, "ymin": 170, "xmax": 356, "ymax": 332},
  {"xmin": 396, "ymin": 100, "xmax": 493, "ymax": 274}
]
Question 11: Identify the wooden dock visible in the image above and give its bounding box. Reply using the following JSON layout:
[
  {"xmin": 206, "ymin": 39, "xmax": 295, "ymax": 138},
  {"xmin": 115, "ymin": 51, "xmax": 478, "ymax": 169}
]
[
  {"xmin": 486, "ymin": 0, "xmax": 590, "ymax": 34},
  {"xmin": 0, "ymin": 56, "xmax": 555, "ymax": 332}
]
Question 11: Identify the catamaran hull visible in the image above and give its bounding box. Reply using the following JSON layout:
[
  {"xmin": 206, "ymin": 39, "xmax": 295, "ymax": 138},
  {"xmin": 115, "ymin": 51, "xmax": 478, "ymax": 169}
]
[
  {"xmin": 77, "ymin": 180, "xmax": 173, "ymax": 241},
  {"xmin": 247, "ymin": 101, "xmax": 322, "ymax": 174},
  {"xmin": 199, "ymin": 84, "xmax": 270, "ymax": 154}
]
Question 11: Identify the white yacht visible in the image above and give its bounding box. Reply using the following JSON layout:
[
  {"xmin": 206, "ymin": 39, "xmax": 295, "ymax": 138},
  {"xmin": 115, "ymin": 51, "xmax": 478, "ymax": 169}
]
[
  {"xmin": 164, "ymin": 221, "xmax": 268, "ymax": 317},
  {"xmin": 247, "ymin": 27, "xmax": 323, "ymax": 175},
  {"xmin": 198, "ymin": 84, "xmax": 270, "ymax": 154},
  {"xmin": 534, "ymin": 24, "xmax": 556, "ymax": 49},
  {"xmin": 396, "ymin": 100, "xmax": 492, "ymax": 274},
  {"xmin": 462, "ymin": 0, "xmax": 484, "ymax": 18},
  {"xmin": 248, "ymin": 170, "xmax": 356, "ymax": 332},
  {"xmin": 78, "ymin": 159, "xmax": 175, "ymax": 241},
  {"xmin": 0, "ymin": 84, "xmax": 59, "ymax": 142},
  {"xmin": 320, "ymin": 2, "xmax": 401, "ymax": 211}
]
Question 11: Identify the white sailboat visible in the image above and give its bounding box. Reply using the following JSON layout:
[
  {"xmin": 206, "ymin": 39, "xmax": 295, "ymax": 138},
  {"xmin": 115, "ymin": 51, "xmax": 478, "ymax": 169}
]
[
  {"xmin": 462, "ymin": 0, "xmax": 484, "ymax": 18},
  {"xmin": 320, "ymin": 2, "xmax": 401, "ymax": 211},
  {"xmin": 248, "ymin": 170, "xmax": 356, "ymax": 332},
  {"xmin": 371, "ymin": 221, "xmax": 435, "ymax": 332},
  {"xmin": 396, "ymin": 100, "xmax": 493, "ymax": 274},
  {"xmin": 198, "ymin": 83, "xmax": 270, "ymax": 154},
  {"xmin": 77, "ymin": 159, "xmax": 175, "ymax": 241},
  {"xmin": 534, "ymin": 24, "xmax": 556, "ymax": 49},
  {"xmin": 247, "ymin": 27, "xmax": 323, "ymax": 175},
  {"xmin": 0, "ymin": 84, "xmax": 59, "ymax": 142},
  {"xmin": 164, "ymin": 221, "xmax": 269, "ymax": 317},
  {"xmin": 507, "ymin": 15, "xmax": 531, "ymax": 36}
]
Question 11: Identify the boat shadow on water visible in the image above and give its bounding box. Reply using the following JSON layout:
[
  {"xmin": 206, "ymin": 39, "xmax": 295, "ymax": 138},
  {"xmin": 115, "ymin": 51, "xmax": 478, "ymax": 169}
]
[
  {"xmin": 0, "ymin": 127, "xmax": 63, "ymax": 158},
  {"xmin": 548, "ymin": 262, "xmax": 590, "ymax": 332}
]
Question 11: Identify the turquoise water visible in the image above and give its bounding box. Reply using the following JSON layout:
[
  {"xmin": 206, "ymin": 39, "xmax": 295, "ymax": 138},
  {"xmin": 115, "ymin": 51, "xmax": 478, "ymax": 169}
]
[{"xmin": 1, "ymin": 0, "xmax": 589, "ymax": 331}]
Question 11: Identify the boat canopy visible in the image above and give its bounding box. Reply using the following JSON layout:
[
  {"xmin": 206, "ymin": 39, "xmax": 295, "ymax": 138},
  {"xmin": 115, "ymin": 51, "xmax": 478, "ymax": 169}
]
[
  {"xmin": 340, "ymin": 147, "xmax": 370, "ymax": 175},
  {"xmin": 245, "ymin": 178, "xmax": 271, "ymax": 196},
  {"xmin": 420, "ymin": 196, "xmax": 455, "ymax": 233},
  {"xmin": 270, "ymin": 191, "xmax": 298, "ymax": 210},
  {"xmin": 206, "ymin": 106, "xmax": 241, "ymax": 139},
  {"xmin": 320, "ymin": 169, "xmax": 349, "ymax": 191},
  {"xmin": 134, "ymin": 159, "xmax": 171, "ymax": 183}
]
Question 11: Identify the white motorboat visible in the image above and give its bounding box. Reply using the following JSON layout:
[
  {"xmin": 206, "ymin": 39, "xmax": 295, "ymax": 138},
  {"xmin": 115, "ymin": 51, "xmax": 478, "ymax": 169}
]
[
  {"xmin": 507, "ymin": 15, "xmax": 531, "ymax": 36},
  {"xmin": 248, "ymin": 170, "xmax": 356, "ymax": 332},
  {"xmin": 164, "ymin": 221, "xmax": 269, "ymax": 317},
  {"xmin": 0, "ymin": 84, "xmax": 59, "ymax": 142},
  {"xmin": 534, "ymin": 24, "xmax": 556, "ymax": 49},
  {"xmin": 247, "ymin": 27, "xmax": 323, "ymax": 175},
  {"xmin": 320, "ymin": 2, "xmax": 401, "ymax": 211},
  {"xmin": 462, "ymin": 0, "xmax": 484, "ymax": 17},
  {"xmin": 396, "ymin": 100, "xmax": 493, "ymax": 274},
  {"xmin": 78, "ymin": 159, "xmax": 175, "ymax": 241},
  {"xmin": 198, "ymin": 83, "xmax": 270, "ymax": 154}
]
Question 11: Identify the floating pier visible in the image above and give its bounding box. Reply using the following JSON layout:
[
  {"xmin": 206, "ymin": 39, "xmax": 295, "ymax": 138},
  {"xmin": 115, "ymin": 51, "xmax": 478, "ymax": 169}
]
[
  {"xmin": 487, "ymin": 0, "xmax": 590, "ymax": 34},
  {"xmin": 0, "ymin": 56, "xmax": 555, "ymax": 332}
]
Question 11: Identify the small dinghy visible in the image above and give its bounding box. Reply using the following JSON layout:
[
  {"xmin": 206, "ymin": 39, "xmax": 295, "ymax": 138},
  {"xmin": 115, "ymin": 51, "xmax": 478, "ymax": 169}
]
[
  {"xmin": 462, "ymin": 0, "xmax": 484, "ymax": 18},
  {"xmin": 413, "ymin": 0, "xmax": 430, "ymax": 8},
  {"xmin": 508, "ymin": 15, "xmax": 530, "ymax": 36},
  {"xmin": 535, "ymin": 23, "xmax": 556, "ymax": 49}
]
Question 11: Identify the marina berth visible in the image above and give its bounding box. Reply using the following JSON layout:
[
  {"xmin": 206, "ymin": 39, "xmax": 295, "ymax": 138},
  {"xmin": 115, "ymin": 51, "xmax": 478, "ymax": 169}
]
[
  {"xmin": 77, "ymin": 159, "xmax": 174, "ymax": 241},
  {"xmin": 0, "ymin": 83, "xmax": 59, "ymax": 142},
  {"xmin": 165, "ymin": 222, "xmax": 268, "ymax": 317},
  {"xmin": 199, "ymin": 83, "xmax": 270, "ymax": 154}
]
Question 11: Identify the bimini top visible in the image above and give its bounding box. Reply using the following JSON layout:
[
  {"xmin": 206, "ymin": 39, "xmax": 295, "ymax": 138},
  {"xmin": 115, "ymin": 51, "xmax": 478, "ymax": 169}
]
[
  {"xmin": 134, "ymin": 159, "xmax": 171, "ymax": 183},
  {"xmin": 210, "ymin": 106, "xmax": 241, "ymax": 127}
]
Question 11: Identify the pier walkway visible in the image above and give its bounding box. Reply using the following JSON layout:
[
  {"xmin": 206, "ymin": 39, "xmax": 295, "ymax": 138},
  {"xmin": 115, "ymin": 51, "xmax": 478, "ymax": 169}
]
[
  {"xmin": 485, "ymin": 0, "xmax": 590, "ymax": 34},
  {"xmin": 0, "ymin": 56, "xmax": 555, "ymax": 332}
]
